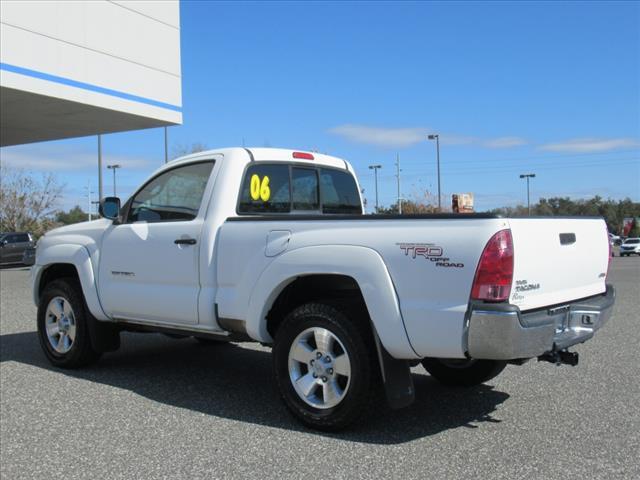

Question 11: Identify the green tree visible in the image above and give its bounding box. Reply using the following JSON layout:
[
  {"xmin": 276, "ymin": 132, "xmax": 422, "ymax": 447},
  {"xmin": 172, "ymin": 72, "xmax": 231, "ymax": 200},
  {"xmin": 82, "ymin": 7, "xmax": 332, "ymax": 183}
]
[
  {"xmin": 489, "ymin": 196, "xmax": 640, "ymax": 234},
  {"xmin": 55, "ymin": 205, "xmax": 88, "ymax": 225}
]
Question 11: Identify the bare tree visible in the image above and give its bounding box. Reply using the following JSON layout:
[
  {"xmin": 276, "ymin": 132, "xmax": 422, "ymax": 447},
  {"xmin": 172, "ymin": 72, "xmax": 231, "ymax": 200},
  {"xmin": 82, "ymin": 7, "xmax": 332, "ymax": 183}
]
[
  {"xmin": 0, "ymin": 164, "xmax": 63, "ymax": 236},
  {"xmin": 170, "ymin": 142, "xmax": 208, "ymax": 160}
]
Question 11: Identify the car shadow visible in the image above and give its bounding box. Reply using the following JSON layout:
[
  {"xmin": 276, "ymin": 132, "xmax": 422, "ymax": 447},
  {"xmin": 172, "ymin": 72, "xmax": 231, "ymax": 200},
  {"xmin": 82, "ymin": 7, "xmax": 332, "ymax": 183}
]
[{"xmin": 0, "ymin": 331, "xmax": 510, "ymax": 444}]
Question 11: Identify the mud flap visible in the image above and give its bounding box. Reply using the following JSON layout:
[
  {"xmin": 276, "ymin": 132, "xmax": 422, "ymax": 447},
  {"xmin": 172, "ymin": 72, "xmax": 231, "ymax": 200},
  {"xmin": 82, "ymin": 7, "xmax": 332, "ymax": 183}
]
[
  {"xmin": 87, "ymin": 314, "xmax": 120, "ymax": 353},
  {"xmin": 372, "ymin": 326, "xmax": 415, "ymax": 409}
]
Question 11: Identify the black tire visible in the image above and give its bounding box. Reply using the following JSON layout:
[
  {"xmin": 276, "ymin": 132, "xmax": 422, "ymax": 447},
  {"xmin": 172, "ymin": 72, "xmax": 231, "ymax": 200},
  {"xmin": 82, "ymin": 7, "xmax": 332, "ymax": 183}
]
[
  {"xmin": 37, "ymin": 278, "xmax": 101, "ymax": 368},
  {"xmin": 421, "ymin": 358, "xmax": 507, "ymax": 387},
  {"xmin": 272, "ymin": 301, "xmax": 380, "ymax": 431}
]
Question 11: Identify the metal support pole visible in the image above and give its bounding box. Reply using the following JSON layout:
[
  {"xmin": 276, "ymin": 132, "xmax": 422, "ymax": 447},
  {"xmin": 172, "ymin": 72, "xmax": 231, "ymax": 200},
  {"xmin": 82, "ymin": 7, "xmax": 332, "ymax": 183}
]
[
  {"xmin": 98, "ymin": 135, "xmax": 103, "ymax": 202},
  {"xmin": 164, "ymin": 126, "xmax": 169, "ymax": 164}
]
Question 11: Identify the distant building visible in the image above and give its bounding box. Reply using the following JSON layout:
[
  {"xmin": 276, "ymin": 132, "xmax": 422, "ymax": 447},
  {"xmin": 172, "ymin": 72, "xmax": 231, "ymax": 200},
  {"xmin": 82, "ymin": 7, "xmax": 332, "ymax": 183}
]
[
  {"xmin": 452, "ymin": 193, "xmax": 474, "ymax": 213},
  {"xmin": 0, "ymin": 0, "xmax": 182, "ymax": 147}
]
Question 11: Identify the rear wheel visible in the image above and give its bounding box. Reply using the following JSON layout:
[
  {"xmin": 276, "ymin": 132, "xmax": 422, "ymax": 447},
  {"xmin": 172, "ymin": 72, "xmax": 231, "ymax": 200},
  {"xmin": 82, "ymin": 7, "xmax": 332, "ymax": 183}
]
[
  {"xmin": 422, "ymin": 358, "xmax": 506, "ymax": 387},
  {"xmin": 37, "ymin": 278, "xmax": 101, "ymax": 368},
  {"xmin": 272, "ymin": 302, "xmax": 380, "ymax": 431}
]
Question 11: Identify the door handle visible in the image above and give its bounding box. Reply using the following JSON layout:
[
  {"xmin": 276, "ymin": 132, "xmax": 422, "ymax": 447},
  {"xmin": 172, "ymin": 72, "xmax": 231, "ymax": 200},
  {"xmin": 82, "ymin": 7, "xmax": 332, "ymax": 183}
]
[{"xmin": 174, "ymin": 238, "xmax": 197, "ymax": 245}]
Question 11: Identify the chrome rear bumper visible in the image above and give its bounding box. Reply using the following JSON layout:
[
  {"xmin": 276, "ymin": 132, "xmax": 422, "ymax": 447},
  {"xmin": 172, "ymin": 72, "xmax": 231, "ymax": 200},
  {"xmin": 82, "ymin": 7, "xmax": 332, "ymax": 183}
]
[{"xmin": 467, "ymin": 285, "xmax": 615, "ymax": 360}]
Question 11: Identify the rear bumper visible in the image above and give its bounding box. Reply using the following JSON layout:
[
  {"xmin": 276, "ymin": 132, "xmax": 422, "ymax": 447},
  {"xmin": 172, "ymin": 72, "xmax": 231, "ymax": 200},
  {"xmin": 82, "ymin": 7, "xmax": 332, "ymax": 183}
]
[{"xmin": 467, "ymin": 285, "xmax": 615, "ymax": 360}]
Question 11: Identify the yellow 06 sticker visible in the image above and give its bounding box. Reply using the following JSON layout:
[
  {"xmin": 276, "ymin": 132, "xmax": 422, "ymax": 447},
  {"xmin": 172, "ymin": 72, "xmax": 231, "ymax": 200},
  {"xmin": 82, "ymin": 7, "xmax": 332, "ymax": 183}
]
[{"xmin": 250, "ymin": 174, "xmax": 271, "ymax": 202}]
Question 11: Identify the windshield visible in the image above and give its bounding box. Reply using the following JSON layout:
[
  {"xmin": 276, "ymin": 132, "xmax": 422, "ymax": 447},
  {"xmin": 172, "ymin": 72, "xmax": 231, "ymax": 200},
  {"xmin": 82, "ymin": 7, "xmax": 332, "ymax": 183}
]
[{"xmin": 623, "ymin": 239, "xmax": 639, "ymax": 244}]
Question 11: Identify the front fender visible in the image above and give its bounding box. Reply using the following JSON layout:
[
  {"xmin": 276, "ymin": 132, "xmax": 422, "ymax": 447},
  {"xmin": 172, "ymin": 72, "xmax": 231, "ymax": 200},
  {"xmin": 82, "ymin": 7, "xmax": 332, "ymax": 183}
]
[
  {"xmin": 246, "ymin": 245, "xmax": 419, "ymax": 360},
  {"xmin": 33, "ymin": 244, "xmax": 109, "ymax": 321}
]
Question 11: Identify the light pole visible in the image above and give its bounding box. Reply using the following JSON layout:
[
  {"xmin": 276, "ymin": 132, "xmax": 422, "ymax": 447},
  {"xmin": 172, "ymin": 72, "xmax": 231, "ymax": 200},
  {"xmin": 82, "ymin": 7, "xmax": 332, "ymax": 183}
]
[
  {"xmin": 427, "ymin": 134, "xmax": 441, "ymax": 211},
  {"xmin": 107, "ymin": 164, "xmax": 121, "ymax": 197},
  {"xmin": 368, "ymin": 164, "xmax": 382, "ymax": 213},
  {"xmin": 395, "ymin": 154, "xmax": 402, "ymax": 214},
  {"xmin": 84, "ymin": 181, "xmax": 95, "ymax": 221},
  {"xmin": 519, "ymin": 173, "xmax": 536, "ymax": 215}
]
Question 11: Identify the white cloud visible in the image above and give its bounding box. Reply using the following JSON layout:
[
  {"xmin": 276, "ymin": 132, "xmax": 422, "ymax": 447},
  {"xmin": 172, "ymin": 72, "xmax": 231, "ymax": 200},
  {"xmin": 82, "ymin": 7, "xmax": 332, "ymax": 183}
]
[
  {"xmin": 329, "ymin": 124, "xmax": 527, "ymax": 149},
  {"xmin": 0, "ymin": 144, "xmax": 153, "ymax": 172},
  {"xmin": 439, "ymin": 134, "xmax": 477, "ymax": 146},
  {"xmin": 328, "ymin": 124, "xmax": 429, "ymax": 148},
  {"xmin": 539, "ymin": 138, "xmax": 640, "ymax": 153},
  {"xmin": 482, "ymin": 137, "xmax": 528, "ymax": 148}
]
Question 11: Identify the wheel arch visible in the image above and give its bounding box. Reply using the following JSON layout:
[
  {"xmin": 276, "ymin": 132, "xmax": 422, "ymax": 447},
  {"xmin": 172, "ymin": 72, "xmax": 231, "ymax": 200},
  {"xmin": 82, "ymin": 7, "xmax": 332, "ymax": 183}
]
[
  {"xmin": 33, "ymin": 244, "xmax": 109, "ymax": 321},
  {"xmin": 245, "ymin": 245, "xmax": 419, "ymax": 360}
]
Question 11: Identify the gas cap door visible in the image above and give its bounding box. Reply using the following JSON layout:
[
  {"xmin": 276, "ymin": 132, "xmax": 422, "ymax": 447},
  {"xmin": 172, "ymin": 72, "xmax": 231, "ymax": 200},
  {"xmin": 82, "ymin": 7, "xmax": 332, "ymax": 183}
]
[{"xmin": 265, "ymin": 230, "xmax": 291, "ymax": 257}]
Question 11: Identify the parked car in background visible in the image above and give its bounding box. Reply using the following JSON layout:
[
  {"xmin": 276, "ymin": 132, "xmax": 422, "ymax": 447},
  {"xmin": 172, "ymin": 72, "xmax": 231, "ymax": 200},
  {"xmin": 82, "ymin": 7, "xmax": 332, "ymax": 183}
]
[
  {"xmin": 0, "ymin": 232, "xmax": 35, "ymax": 266},
  {"xmin": 608, "ymin": 232, "xmax": 621, "ymax": 246},
  {"xmin": 619, "ymin": 238, "xmax": 640, "ymax": 256}
]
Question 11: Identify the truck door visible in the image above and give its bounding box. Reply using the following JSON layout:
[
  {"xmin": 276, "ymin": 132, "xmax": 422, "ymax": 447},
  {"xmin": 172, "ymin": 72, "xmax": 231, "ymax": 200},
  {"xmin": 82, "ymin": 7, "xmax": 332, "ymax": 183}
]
[{"xmin": 98, "ymin": 161, "xmax": 215, "ymax": 325}]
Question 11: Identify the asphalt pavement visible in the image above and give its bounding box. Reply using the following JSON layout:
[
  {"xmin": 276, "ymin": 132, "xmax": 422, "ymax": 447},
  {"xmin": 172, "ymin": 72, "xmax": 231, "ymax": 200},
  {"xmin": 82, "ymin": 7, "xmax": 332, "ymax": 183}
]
[{"xmin": 1, "ymin": 258, "xmax": 639, "ymax": 479}]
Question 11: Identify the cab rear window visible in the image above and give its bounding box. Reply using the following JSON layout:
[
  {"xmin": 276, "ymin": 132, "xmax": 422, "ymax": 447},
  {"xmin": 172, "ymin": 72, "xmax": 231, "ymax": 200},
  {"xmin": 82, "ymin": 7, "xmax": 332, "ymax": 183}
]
[
  {"xmin": 320, "ymin": 169, "xmax": 362, "ymax": 214},
  {"xmin": 238, "ymin": 165, "xmax": 291, "ymax": 213},
  {"xmin": 237, "ymin": 163, "xmax": 362, "ymax": 215}
]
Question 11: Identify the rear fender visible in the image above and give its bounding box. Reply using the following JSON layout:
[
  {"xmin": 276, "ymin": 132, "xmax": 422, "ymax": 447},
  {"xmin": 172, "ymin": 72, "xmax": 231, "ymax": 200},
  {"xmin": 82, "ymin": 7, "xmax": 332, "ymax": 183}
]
[{"xmin": 246, "ymin": 245, "xmax": 419, "ymax": 359}]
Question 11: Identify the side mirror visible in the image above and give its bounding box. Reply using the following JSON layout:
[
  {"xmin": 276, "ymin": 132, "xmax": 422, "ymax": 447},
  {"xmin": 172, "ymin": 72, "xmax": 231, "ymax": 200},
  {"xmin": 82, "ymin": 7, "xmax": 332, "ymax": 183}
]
[
  {"xmin": 99, "ymin": 196, "xmax": 121, "ymax": 220},
  {"xmin": 0, "ymin": 240, "xmax": 6, "ymax": 247}
]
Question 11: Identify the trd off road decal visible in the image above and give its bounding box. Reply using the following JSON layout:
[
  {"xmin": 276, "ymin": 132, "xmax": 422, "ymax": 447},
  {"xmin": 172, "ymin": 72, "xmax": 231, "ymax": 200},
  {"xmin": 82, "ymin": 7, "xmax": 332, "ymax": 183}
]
[{"xmin": 397, "ymin": 243, "xmax": 464, "ymax": 268}]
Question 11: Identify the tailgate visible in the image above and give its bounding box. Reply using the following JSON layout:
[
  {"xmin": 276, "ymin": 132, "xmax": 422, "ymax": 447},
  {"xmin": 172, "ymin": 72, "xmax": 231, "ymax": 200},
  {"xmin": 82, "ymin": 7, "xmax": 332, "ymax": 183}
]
[{"xmin": 508, "ymin": 218, "xmax": 609, "ymax": 311}]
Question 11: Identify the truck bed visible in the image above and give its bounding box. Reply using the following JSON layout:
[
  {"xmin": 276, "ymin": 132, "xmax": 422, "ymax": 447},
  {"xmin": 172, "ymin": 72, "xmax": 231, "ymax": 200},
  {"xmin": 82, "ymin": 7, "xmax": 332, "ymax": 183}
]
[{"xmin": 217, "ymin": 214, "xmax": 609, "ymax": 359}]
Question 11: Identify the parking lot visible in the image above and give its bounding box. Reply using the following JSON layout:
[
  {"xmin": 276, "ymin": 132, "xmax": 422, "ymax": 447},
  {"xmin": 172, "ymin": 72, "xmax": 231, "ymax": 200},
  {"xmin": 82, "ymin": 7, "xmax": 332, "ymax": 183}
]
[{"xmin": 0, "ymin": 258, "xmax": 638, "ymax": 479}]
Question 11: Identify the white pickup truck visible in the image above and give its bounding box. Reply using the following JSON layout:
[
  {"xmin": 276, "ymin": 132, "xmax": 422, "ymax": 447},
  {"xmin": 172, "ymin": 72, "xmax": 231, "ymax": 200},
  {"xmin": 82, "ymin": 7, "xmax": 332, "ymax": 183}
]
[{"xmin": 32, "ymin": 147, "xmax": 615, "ymax": 430}]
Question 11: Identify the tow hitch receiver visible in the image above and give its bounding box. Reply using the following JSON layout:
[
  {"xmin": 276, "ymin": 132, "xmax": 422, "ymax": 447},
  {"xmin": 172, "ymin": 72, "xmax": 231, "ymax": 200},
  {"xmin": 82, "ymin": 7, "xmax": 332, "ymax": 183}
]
[{"xmin": 538, "ymin": 350, "xmax": 579, "ymax": 366}]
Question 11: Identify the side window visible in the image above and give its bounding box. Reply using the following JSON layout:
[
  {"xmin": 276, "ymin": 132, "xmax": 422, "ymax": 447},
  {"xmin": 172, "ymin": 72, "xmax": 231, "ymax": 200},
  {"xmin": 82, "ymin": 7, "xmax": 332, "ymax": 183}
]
[
  {"xmin": 17, "ymin": 234, "xmax": 30, "ymax": 242},
  {"xmin": 292, "ymin": 168, "xmax": 319, "ymax": 211},
  {"xmin": 127, "ymin": 162, "xmax": 214, "ymax": 223},
  {"xmin": 5, "ymin": 235, "xmax": 17, "ymax": 244},
  {"xmin": 238, "ymin": 165, "xmax": 291, "ymax": 213},
  {"xmin": 320, "ymin": 169, "xmax": 362, "ymax": 214}
]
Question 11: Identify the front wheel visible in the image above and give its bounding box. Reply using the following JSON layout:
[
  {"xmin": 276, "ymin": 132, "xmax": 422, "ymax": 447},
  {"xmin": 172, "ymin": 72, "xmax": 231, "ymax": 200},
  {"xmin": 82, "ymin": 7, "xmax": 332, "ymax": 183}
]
[
  {"xmin": 37, "ymin": 278, "xmax": 101, "ymax": 368},
  {"xmin": 422, "ymin": 358, "xmax": 507, "ymax": 387},
  {"xmin": 272, "ymin": 302, "xmax": 380, "ymax": 431}
]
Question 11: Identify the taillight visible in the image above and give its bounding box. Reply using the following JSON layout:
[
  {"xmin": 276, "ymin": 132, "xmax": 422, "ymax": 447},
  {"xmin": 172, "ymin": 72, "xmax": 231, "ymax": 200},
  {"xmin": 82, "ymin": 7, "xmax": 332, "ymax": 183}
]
[
  {"xmin": 293, "ymin": 151, "xmax": 314, "ymax": 160},
  {"xmin": 471, "ymin": 229, "xmax": 514, "ymax": 302}
]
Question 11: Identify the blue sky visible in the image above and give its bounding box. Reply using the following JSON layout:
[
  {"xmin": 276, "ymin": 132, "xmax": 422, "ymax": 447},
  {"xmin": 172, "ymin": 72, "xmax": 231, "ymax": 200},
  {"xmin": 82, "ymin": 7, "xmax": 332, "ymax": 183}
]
[{"xmin": 2, "ymin": 0, "xmax": 639, "ymax": 213}]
